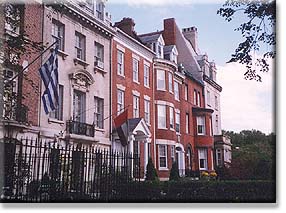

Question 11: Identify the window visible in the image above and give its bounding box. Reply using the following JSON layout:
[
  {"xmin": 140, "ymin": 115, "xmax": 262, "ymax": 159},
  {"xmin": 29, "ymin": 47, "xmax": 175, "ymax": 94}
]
[
  {"xmin": 144, "ymin": 99, "xmax": 150, "ymax": 124},
  {"xmin": 193, "ymin": 89, "xmax": 197, "ymax": 105},
  {"xmin": 94, "ymin": 97, "xmax": 104, "ymax": 129},
  {"xmin": 168, "ymin": 72, "xmax": 173, "ymax": 93},
  {"xmin": 197, "ymin": 91, "xmax": 201, "ymax": 107},
  {"xmin": 184, "ymin": 84, "xmax": 188, "ymax": 101},
  {"xmin": 157, "ymin": 42, "xmax": 163, "ymax": 58},
  {"xmin": 144, "ymin": 64, "xmax": 150, "ymax": 87},
  {"xmin": 216, "ymin": 149, "xmax": 223, "ymax": 167},
  {"xmin": 117, "ymin": 89, "xmax": 124, "ymax": 115},
  {"xmin": 157, "ymin": 105, "xmax": 166, "ymax": 129},
  {"xmin": 215, "ymin": 96, "xmax": 218, "ymax": 109},
  {"xmin": 175, "ymin": 111, "xmax": 180, "ymax": 133},
  {"xmin": 174, "ymin": 81, "xmax": 179, "ymax": 101},
  {"xmin": 171, "ymin": 145, "xmax": 175, "ymax": 163},
  {"xmin": 157, "ymin": 70, "xmax": 165, "ymax": 90},
  {"xmin": 94, "ymin": 42, "xmax": 104, "ymax": 68},
  {"xmin": 133, "ymin": 58, "xmax": 139, "ymax": 82},
  {"xmin": 158, "ymin": 145, "xmax": 167, "ymax": 169},
  {"xmin": 75, "ymin": 32, "xmax": 86, "ymax": 61},
  {"xmin": 73, "ymin": 90, "xmax": 86, "ymax": 123},
  {"xmin": 209, "ymin": 117, "xmax": 213, "ymax": 136},
  {"xmin": 207, "ymin": 90, "xmax": 210, "ymax": 106},
  {"xmin": 133, "ymin": 95, "xmax": 139, "ymax": 118},
  {"xmin": 50, "ymin": 85, "xmax": 64, "ymax": 120},
  {"xmin": 4, "ymin": 4, "xmax": 20, "ymax": 34},
  {"xmin": 169, "ymin": 107, "xmax": 174, "ymax": 129},
  {"xmin": 186, "ymin": 113, "xmax": 189, "ymax": 134},
  {"xmin": 197, "ymin": 116, "xmax": 205, "ymax": 135},
  {"xmin": 215, "ymin": 115, "xmax": 219, "ymax": 132},
  {"xmin": 198, "ymin": 149, "xmax": 208, "ymax": 170},
  {"xmin": 117, "ymin": 50, "xmax": 124, "ymax": 76},
  {"xmin": 96, "ymin": 1, "xmax": 104, "ymax": 20},
  {"xmin": 52, "ymin": 20, "xmax": 65, "ymax": 51}
]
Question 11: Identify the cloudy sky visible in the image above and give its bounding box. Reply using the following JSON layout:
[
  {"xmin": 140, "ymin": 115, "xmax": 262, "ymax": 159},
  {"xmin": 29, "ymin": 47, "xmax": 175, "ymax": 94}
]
[{"xmin": 107, "ymin": 0, "xmax": 275, "ymax": 134}]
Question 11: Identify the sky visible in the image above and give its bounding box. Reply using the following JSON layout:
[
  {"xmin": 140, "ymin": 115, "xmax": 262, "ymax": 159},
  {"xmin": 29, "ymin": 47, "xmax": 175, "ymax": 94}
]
[{"xmin": 106, "ymin": 0, "xmax": 274, "ymax": 134}]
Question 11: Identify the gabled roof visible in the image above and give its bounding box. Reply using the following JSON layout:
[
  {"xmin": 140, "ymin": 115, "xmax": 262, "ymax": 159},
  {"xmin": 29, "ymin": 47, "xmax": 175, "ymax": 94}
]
[{"xmin": 139, "ymin": 31, "xmax": 162, "ymax": 44}]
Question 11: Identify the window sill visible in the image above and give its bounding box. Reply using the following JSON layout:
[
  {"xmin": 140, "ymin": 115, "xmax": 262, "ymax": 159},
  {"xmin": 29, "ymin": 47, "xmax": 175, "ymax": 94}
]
[
  {"xmin": 159, "ymin": 167, "xmax": 169, "ymax": 171},
  {"xmin": 158, "ymin": 127, "xmax": 168, "ymax": 130},
  {"xmin": 74, "ymin": 58, "xmax": 89, "ymax": 68},
  {"xmin": 50, "ymin": 48, "xmax": 69, "ymax": 59},
  {"xmin": 197, "ymin": 133, "xmax": 206, "ymax": 136},
  {"xmin": 144, "ymin": 85, "xmax": 150, "ymax": 89},
  {"xmin": 95, "ymin": 127, "xmax": 105, "ymax": 133},
  {"xmin": 157, "ymin": 88, "xmax": 166, "ymax": 92},
  {"xmin": 48, "ymin": 118, "xmax": 64, "ymax": 125},
  {"xmin": 176, "ymin": 132, "xmax": 181, "ymax": 136},
  {"xmin": 169, "ymin": 127, "xmax": 175, "ymax": 131},
  {"xmin": 133, "ymin": 80, "xmax": 140, "ymax": 85},
  {"xmin": 117, "ymin": 74, "xmax": 125, "ymax": 78},
  {"xmin": 94, "ymin": 66, "xmax": 107, "ymax": 75}
]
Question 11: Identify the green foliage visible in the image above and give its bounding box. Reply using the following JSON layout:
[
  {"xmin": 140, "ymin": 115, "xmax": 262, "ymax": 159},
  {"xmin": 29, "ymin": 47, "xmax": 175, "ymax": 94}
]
[
  {"xmin": 145, "ymin": 158, "xmax": 159, "ymax": 182},
  {"xmin": 217, "ymin": 0, "xmax": 275, "ymax": 81},
  {"xmin": 169, "ymin": 162, "xmax": 180, "ymax": 181},
  {"xmin": 222, "ymin": 129, "xmax": 275, "ymax": 180}
]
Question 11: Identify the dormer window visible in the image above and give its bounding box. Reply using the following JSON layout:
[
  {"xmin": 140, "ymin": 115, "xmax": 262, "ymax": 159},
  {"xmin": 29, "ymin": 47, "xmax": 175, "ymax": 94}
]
[
  {"xmin": 157, "ymin": 42, "xmax": 163, "ymax": 58},
  {"xmin": 96, "ymin": 1, "xmax": 104, "ymax": 20}
]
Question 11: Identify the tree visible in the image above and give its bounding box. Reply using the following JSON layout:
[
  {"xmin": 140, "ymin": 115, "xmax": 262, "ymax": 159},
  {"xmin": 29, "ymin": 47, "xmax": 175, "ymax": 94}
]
[
  {"xmin": 145, "ymin": 158, "xmax": 159, "ymax": 182},
  {"xmin": 169, "ymin": 162, "xmax": 180, "ymax": 181},
  {"xmin": 217, "ymin": 0, "xmax": 275, "ymax": 82}
]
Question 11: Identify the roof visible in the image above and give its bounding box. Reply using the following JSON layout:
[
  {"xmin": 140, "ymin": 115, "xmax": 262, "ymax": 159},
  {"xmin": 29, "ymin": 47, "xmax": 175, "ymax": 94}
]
[
  {"xmin": 163, "ymin": 45, "xmax": 176, "ymax": 54},
  {"xmin": 139, "ymin": 32, "xmax": 162, "ymax": 44},
  {"xmin": 184, "ymin": 70, "xmax": 204, "ymax": 86},
  {"xmin": 127, "ymin": 118, "xmax": 142, "ymax": 132}
]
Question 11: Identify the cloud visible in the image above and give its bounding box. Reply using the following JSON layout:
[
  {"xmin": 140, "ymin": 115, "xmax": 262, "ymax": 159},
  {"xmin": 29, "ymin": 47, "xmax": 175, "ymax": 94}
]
[
  {"xmin": 217, "ymin": 60, "xmax": 274, "ymax": 134},
  {"xmin": 108, "ymin": 0, "xmax": 224, "ymax": 6}
]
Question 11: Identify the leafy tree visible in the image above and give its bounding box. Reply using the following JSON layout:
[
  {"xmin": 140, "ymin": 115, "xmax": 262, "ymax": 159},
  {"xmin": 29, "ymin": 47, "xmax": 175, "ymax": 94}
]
[
  {"xmin": 217, "ymin": 0, "xmax": 275, "ymax": 81},
  {"xmin": 169, "ymin": 162, "xmax": 180, "ymax": 181},
  {"xmin": 145, "ymin": 158, "xmax": 159, "ymax": 182},
  {"xmin": 223, "ymin": 129, "xmax": 275, "ymax": 180}
]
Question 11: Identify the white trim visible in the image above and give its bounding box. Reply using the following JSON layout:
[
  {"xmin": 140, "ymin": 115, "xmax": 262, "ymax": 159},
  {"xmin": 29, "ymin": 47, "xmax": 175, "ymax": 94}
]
[
  {"xmin": 116, "ymin": 44, "xmax": 125, "ymax": 53},
  {"xmin": 132, "ymin": 90, "xmax": 140, "ymax": 97},
  {"xmin": 175, "ymin": 108, "xmax": 180, "ymax": 113},
  {"xmin": 114, "ymin": 36, "xmax": 154, "ymax": 62},
  {"xmin": 155, "ymin": 139, "xmax": 176, "ymax": 146},
  {"xmin": 144, "ymin": 60, "xmax": 151, "ymax": 67},
  {"xmin": 132, "ymin": 53, "xmax": 140, "ymax": 61},
  {"xmin": 144, "ymin": 95, "xmax": 151, "ymax": 101},
  {"xmin": 116, "ymin": 84, "xmax": 126, "ymax": 91},
  {"xmin": 154, "ymin": 100, "xmax": 174, "ymax": 108}
]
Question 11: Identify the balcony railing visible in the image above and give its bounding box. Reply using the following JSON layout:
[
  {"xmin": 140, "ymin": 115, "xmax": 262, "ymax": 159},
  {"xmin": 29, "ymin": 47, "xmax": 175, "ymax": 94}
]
[
  {"xmin": 66, "ymin": 120, "xmax": 95, "ymax": 137},
  {"xmin": 3, "ymin": 104, "xmax": 28, "ymax": 123}
]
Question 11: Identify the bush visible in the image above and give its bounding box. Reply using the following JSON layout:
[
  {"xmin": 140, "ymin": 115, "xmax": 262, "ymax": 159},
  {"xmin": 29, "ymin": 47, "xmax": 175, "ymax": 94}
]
[
  {"xmin": 169, "ymin": 162, "xmax": 180, "ymax": 181},
  {"xmin": 145, "ymin": 158, "xmax": 159, "ymax": 182}
]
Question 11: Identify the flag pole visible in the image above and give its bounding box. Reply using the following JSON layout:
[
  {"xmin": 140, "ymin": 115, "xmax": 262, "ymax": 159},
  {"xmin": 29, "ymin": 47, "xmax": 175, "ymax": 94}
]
[{"xmin": 4, "ymin": 40, "xmax": 59, "ymax": 86}]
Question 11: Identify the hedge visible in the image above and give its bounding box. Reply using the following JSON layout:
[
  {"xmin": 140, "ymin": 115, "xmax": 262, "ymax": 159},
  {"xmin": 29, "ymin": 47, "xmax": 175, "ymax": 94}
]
[{"xmin": 123, "ymin": 180, "xmax": 275, "ymax": 203}]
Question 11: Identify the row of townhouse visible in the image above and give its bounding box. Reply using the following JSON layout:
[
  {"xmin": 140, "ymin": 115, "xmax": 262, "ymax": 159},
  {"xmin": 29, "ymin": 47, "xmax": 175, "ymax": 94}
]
[{"xmin": 0, "ymin": 0, "xmax": 231, "ymax": 180}]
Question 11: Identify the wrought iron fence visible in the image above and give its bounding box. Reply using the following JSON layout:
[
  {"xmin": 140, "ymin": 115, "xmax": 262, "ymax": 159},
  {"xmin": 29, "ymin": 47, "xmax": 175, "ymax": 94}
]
[{"xmin": 0, "ymin": 137, "xmax": 140, "ymax": 202}]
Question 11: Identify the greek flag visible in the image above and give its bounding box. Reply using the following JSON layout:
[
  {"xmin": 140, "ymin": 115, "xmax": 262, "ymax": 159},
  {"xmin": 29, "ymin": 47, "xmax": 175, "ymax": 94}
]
[{"xmin": 39, "ymin": 46, "xmax": 59, "ymax": 114}]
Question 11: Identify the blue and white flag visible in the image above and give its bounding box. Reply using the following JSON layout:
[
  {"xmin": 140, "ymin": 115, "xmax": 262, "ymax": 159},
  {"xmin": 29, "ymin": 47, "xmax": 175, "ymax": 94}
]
[{"xmin": 39, "ymin": 46, "xmax": 59, "ymax": 114}]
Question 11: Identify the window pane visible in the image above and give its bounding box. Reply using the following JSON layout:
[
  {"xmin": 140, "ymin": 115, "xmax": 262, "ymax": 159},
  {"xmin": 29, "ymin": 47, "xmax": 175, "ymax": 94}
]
[
  {"xmin": 157, "ymin": 105, "xmax": 166, "ymax": 128},
  {"xmin": 157, "ymin": 70, "xmax": 165, "ymax": 90}
]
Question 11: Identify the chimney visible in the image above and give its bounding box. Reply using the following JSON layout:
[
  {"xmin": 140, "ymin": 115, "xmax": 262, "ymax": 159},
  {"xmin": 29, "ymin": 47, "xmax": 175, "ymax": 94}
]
[
  {"xmin": 182, "ymin": 27, "xmax": 199, "ymax": 53},
  {"xmin": 114, "ymin": 17, "xmax": 135, "ymax": 37},
  {"xmin": 163, "ymin": 18, "xmax": 176, "ymax": 45}
]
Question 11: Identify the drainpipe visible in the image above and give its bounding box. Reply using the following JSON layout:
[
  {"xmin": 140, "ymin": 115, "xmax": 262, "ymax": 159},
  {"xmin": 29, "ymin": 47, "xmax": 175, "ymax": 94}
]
[
  {"xmin": 109, "ymin": 36, "xmax": 112, "ymax": 150},
  {"xmin": 152, "ymin": 61, "xmax": 156, "ymax": 168}
]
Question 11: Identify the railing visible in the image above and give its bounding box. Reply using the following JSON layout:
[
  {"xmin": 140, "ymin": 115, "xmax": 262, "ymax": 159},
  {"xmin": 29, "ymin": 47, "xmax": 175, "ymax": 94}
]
[
  {"xmin": 66, "ymin": 120, "xmax": 95, "ymax": 137},
  {"xmin": 3, "ymin": 103, "xmax": 28, "ymax": 123},
  {"xmin": 1, "ymin": 137, "xmax": 140, "ymax": 202}
]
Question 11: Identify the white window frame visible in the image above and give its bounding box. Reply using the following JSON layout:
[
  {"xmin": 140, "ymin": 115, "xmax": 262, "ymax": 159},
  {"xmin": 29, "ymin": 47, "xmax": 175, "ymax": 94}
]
[
  {"xmin": 144, "ymin": 64, "xmax": 150, "ymax": 87},
  {"xmin": 94, "ymin": 42, "xmax": 104, "ymax": 63},
  {"xmin": 216, "ymin": 149, "xmax": 223, "ymax": 167},
  {"xmin": 184, "ymin": 84, "xmax": 188, "ymax": 101},
  {"xmin": 174, "ymin": 81, "xmax": 179, "ymax": 101},
  {"xmin": 157, "ymin": 105, "xmax": 166, "ymax": 129},
  {"xmin": 52, "ymin": 19, "xmax": 65, "ymax": 51},
  {"xmin": 175, "ymin": 111, "xmax": 180, "ymax": 133},
  {"xmin": 198, "ymin": 149, "xmax": 208, "ymax": 170},
  {"xmin": 193, "ymin": 90, "xmax": 197, "ymax": 105},
  {"xmin": 207, "ymin": 90, "xmax": 211, "ymax": 106},
  {"xmin": 197, "ymin": 91, "xmax": 201, "ymax": 107},
  {"xmin": 144, "ymin": 99, "xmax": 150, "ymax": 125},
  {"xmin": 186, "ymin": 113, "xmax": 189, "ymax": 134},
  {"xmin": 133, "ymin": 95, "xmax": 140, "ymax": 118},
  {"xmin": 157, "ymin": 70, "xmax": 166, "ymax": 91},
  {"xmin": 215, "ymin": 95, "xmax": 218, "ymax": 110},
  {"xmin": 133, "ymin": 58, "xmax": 139, "ymax": 83},
  {"xmin": 117, "ymin": 50, "xmax": 124, "ymax": 76},
  {"xmin": 117, "ymin": 89, "xmax": 124, "ymax": 115},
  {"xmin": 168, "ymin": 72, "xmax": 173, "ymax": 93},
  {"xmin": 158, "ymin": 144, "xmax": 168, "ymax": 169},
  {"xmin": 197, "ymin": 116, "xmax": 205, "ymax": 135},
  {"xmin": 75, "ymin": 32, "xmax": 86, "ymax": 61},
  {"xmin": 171, "ymin": 145, "xmax": 175, "ymax": 163},
  {"xmin": 94, "ymin": 96, "xmax": 104, "ymax": 129},
  {"xmin": 169, "ymin": 107, "xmax": 174, "ymax": 129}
]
